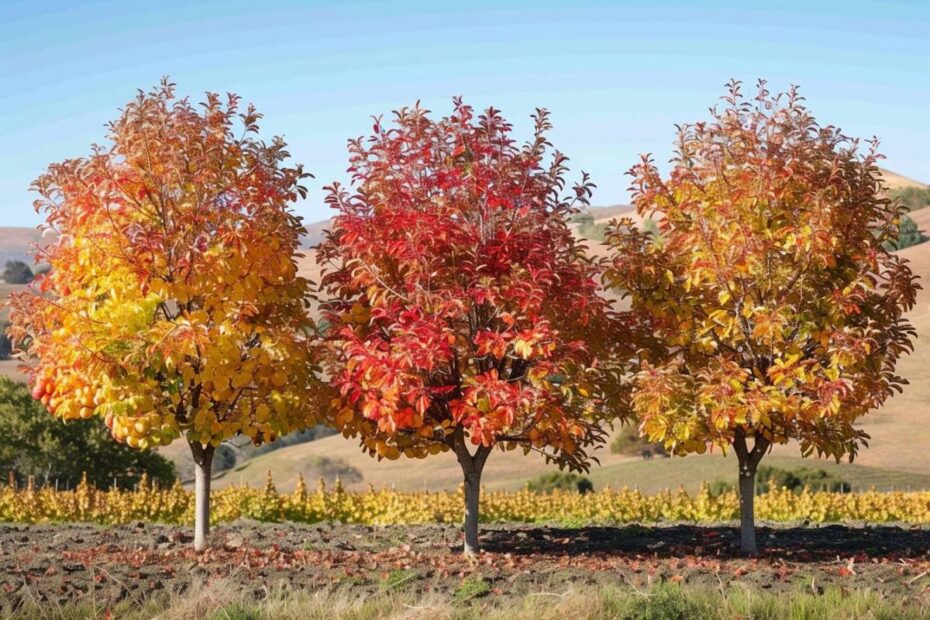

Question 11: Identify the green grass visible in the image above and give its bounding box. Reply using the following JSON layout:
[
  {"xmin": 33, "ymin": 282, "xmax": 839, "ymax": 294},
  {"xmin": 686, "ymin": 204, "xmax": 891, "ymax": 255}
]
[
  {"xmin": 379, "ymin": 569, "xmax": 418, "ymax": 592},
  {"xmin": 5, "ymin": 581, "xmax": 927, "ymax": 620},
  {"xmin": 454, "ymin": 577, "xmax": 492, "ymax": 602}
]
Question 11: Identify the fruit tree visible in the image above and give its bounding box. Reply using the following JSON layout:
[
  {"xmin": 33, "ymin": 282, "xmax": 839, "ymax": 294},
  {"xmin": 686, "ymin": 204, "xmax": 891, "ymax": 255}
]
[
  {"xmin": 8, "ymin": 80, "xmax": 321, "ymax": 550},
  {"xmin": 606, "ymin": 80, "xmax": 919, "ymax": 555},
  {"xmin": 318, "ymin": 100, "xmax": 628, "ymax": 554}
]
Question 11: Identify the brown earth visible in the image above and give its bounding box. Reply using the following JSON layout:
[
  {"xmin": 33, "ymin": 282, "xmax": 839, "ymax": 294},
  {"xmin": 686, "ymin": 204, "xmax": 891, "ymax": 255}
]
[{"xmin": 1, "ymin": 522, "xmax": 929, "ymax": 612}]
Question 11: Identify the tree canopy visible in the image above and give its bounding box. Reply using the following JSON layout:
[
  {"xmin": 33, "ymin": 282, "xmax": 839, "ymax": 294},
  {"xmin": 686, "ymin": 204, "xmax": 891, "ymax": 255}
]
[
  {"xmin": 605, "ymin": 80, "xmax": 919, "ymax": 553},
  {"xmin": 0, "ymin": 378, "xmax": 175, "ymax": 489},
  {"xmin": 317, "ymin": 99, "xmax": 632, "ymax": 551},
  {"xmin": 8, "ymin": 79, "xmax": 324, "ymax": 549}
]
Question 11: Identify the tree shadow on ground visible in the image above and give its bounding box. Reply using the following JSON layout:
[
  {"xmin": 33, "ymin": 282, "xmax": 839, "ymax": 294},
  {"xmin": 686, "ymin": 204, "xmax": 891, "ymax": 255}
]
[{"xmin": 478, "ymin": 523, "xmax": 930, "ymax": 560}]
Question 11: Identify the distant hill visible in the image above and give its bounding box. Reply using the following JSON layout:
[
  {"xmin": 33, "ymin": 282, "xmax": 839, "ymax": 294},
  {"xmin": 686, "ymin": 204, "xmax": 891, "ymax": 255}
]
[
  {"xmin": 0, "ymin": 227, "xmax": 48, "ymax": 267},
  {"xmin": 577, "ymin": 204, "xmax": 633, "ymax": 221},
  {"xmin": 302, "ymin": 217, "xmax": 332, "ymax": 249},
  {"xmin": 879, "ymin": 167, "xmax": 928, "ymax": 191}
]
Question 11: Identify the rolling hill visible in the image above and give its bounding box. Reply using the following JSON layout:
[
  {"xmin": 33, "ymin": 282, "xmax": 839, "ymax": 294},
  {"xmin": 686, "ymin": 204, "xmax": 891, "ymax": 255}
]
[
  {"xmin": 2, "ymin": 167, "xmax": 930, "ymax": 492},
  {"xmin": 879, "ymin": 167, "xmax": 929, "ymax": 191}
]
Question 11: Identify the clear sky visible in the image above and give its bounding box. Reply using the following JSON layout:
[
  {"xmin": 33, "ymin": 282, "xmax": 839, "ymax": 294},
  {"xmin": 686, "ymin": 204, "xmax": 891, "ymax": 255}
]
[{"xmin": 1, "ymin": 0, "xmax": 928, "ymax": 227}]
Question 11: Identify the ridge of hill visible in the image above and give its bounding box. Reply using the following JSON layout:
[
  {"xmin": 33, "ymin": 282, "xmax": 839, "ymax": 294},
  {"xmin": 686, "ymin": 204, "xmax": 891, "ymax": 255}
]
[{"xmin": 879, "ymin": 167, "xmax": 928, "ymax": 191}]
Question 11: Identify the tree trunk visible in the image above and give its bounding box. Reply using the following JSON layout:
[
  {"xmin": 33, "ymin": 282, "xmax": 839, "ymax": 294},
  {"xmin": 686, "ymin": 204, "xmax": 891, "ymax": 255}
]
[
  {"xmin": 463, "ymin": 468, "xmax": 481, "ymax": 555},
  {"xmin": 733, "ymin": 430, "xmax": 769, "ymax": 556},
  {"xmin": 189, "ymin": 441, "xmax": 215, "ymax": 552},
  {"xmin": 454, "ymin": 440, "xmax": 491, "ymax": 556},
  {"xmin": 737, "ymin": 456, "xmax": 758, "ymax": 556}
]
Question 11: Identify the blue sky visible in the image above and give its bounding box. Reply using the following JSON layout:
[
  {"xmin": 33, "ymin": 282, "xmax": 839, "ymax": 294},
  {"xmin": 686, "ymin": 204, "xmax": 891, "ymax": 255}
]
[{"xmin": 1, "ymin": 0, "xmax": 928, "ymax": 227}]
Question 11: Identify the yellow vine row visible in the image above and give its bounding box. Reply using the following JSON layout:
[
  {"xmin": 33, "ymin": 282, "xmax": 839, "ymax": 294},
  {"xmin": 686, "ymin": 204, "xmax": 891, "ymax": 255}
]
[{"xmin": 1, "ymin": 473, "xmax": 929, "ymax": 526}]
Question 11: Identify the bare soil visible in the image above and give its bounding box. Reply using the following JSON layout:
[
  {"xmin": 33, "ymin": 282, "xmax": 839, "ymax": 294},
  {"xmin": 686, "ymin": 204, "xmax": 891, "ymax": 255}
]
[{"xmin": 1, "ymin": 522, "xmax": 929, "ymax": 611}]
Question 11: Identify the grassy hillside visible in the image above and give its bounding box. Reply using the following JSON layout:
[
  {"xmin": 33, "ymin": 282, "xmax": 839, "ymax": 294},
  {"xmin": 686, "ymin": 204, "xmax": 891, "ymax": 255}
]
[
  {"xmin": 213, "ymin": 431, "xmax": 930, "ymax": 493},
  {"xmin": 879, "ymin": 167, "xmax": 928, "ymax": 191}
]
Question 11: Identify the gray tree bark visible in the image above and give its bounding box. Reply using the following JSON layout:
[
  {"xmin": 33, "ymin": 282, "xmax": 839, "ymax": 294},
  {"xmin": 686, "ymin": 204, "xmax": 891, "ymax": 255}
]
[
  {"xmin": 737, "ymin": 458, "xmax": 758, "ymax": 555},
  {"xmin": 454, "ymin": 440, "xmax": 491, "ymax": 555},
  {"xmin": 733, "ymin": 430, "xmax": 769, "ymax": 556},
  {"xmin": 189, "ymin": 441, "xmax": 215, "ymax": 552}
]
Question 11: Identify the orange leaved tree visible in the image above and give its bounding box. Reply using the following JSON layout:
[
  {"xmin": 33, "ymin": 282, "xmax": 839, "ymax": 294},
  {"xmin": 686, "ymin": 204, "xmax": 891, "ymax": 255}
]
[
  {"xmin": 318, "ymin": 100, "xmax": 627, "ymax": 554},
  {"xmin": 8, "ymin": 80, "xmax": 321, "ymax": 550},
  {"xmin": 606, "ymin": 80, "xmax": 919, "ymax": 555}
]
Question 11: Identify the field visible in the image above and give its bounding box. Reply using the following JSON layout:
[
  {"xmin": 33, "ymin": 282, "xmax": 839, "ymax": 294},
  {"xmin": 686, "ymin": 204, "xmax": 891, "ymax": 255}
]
[{"xmin": 2, "ymin": 522, "xmax": 930, "ymax": 618}]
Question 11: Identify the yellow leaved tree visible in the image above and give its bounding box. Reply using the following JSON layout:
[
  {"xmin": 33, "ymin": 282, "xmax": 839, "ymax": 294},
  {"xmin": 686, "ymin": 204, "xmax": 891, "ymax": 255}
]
[
  {"xmin": 606, "ymin": 80, "xmax": 919, "ymax": 555},
  {"xmin": 8, "ymin": 80, "xmax": 323, "ymax": 550}
]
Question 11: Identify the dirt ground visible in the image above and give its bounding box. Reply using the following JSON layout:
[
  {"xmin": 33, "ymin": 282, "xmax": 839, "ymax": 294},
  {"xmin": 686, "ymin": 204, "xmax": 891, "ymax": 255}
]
[{"xmin": 1, "ymin": 521, "xmax": 929, "ymax": 611}]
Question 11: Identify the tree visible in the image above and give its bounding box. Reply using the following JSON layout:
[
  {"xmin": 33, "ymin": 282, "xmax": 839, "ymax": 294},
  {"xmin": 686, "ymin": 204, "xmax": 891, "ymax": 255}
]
[
  {"xmin": 0, "ymin": 377, "xmax": 175, "ymax": 489},
  {"xmin": 606, "ymin": 80, "xmax": 919, "ymax": 555},
  {"xmin": 8, "ymin": 80, "xmax": 322, "ymax": 550},
  {"xmin": 3, "ymin": 260, "xmax": 34, "ymax": 284},
  {"xmin": 318, "ymin": 100, "xmax": 627, "ymax": 554},
  {"xmin": 887, "ymin": 214, "xmax": 925, "ymax": 250}
]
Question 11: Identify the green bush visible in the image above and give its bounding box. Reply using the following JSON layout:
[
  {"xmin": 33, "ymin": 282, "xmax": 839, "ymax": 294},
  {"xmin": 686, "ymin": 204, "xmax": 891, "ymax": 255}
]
[
  {"xmin": 212, "ymin": 444, "xmax": 238, "ymax": 474},
  {"xmin": 706, "ymin": 479, "xmax": 734, "ymax": 497},
  {"xmin": 2, "ymin": 260, "xmax": 33, "ymax": 284},
  {"xmin": 525, "ymin": 471, "xmax": 594, "ymax": 494},
  {"xmin": 890, "ymin": 186, "xmax": 930, "ymax": 212},
  {"xmin": 756, "ymin": 465, "xmax": 850, "ymax": 493},
  {"xmin": 0, "ymin": 378, "xmax": 175, "ymax": 489},
  {"xmin": 573, "ymin": 214, "xmax": 608, "ymax": 241},
  {"xmin": 0, "ymin": 322, "xmax": 11, "ymax": 360},
  {"xmin": 642, "ymin": 217, "xmax": 661, "ymax": 239},
  {"xmin": 886, "ymin": 213, "xmax": 925, "ymax": 250},
  {"xmin": 707, "ymin": 465, "xmax": 850, "ymax": 496}
]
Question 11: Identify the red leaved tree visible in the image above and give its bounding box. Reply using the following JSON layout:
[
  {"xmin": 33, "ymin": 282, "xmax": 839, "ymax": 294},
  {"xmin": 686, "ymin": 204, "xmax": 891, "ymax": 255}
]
[
  {"xmin": 606, "ymin": 80, "xmax": 919, "ymax": 554},
  {"xmin": 317, "ymin": 100, "xmax": 627, "ymax": 554}
]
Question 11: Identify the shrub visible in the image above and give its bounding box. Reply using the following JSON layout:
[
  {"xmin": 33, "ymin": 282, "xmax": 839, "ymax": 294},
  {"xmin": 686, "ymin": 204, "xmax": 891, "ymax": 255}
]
[
  {"xmin": 709, "ymin": 466, "xmax": 851, "ymax": 496},
  {"xmin": 0, "ymin": 378, "xmax": 175, "ymax": 489},
  {"xmin": 755, "ymin": 465, "xmax": 851, "ymax": 494},
  {"xmin": 0, "ymin": 323, "xmax": 10, "ymax": 360},
  {"xmin": 886, "ymin": 213, "xmax": 925, "ymax": 250},
  {"xmin": 2, "ymin": 261, "xmax": 33, "ymax": 284},
  {"xmin": 213, "ymin": 444, "xmax": 238, "ymax": 474},
  {"xmin": 573, "ymin": 214, "xmax": 609, "ymax": 241},
  {"xmin": 707, "ymin": 480, "xmax": 735, "ymax": 497},
  {"xmin": 526, "ymin": 471, "xmax": 594, "ymax": 494},
  {"xmin": 890, "ymin": 186, "xmax": 930, "ymax": 212}
]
